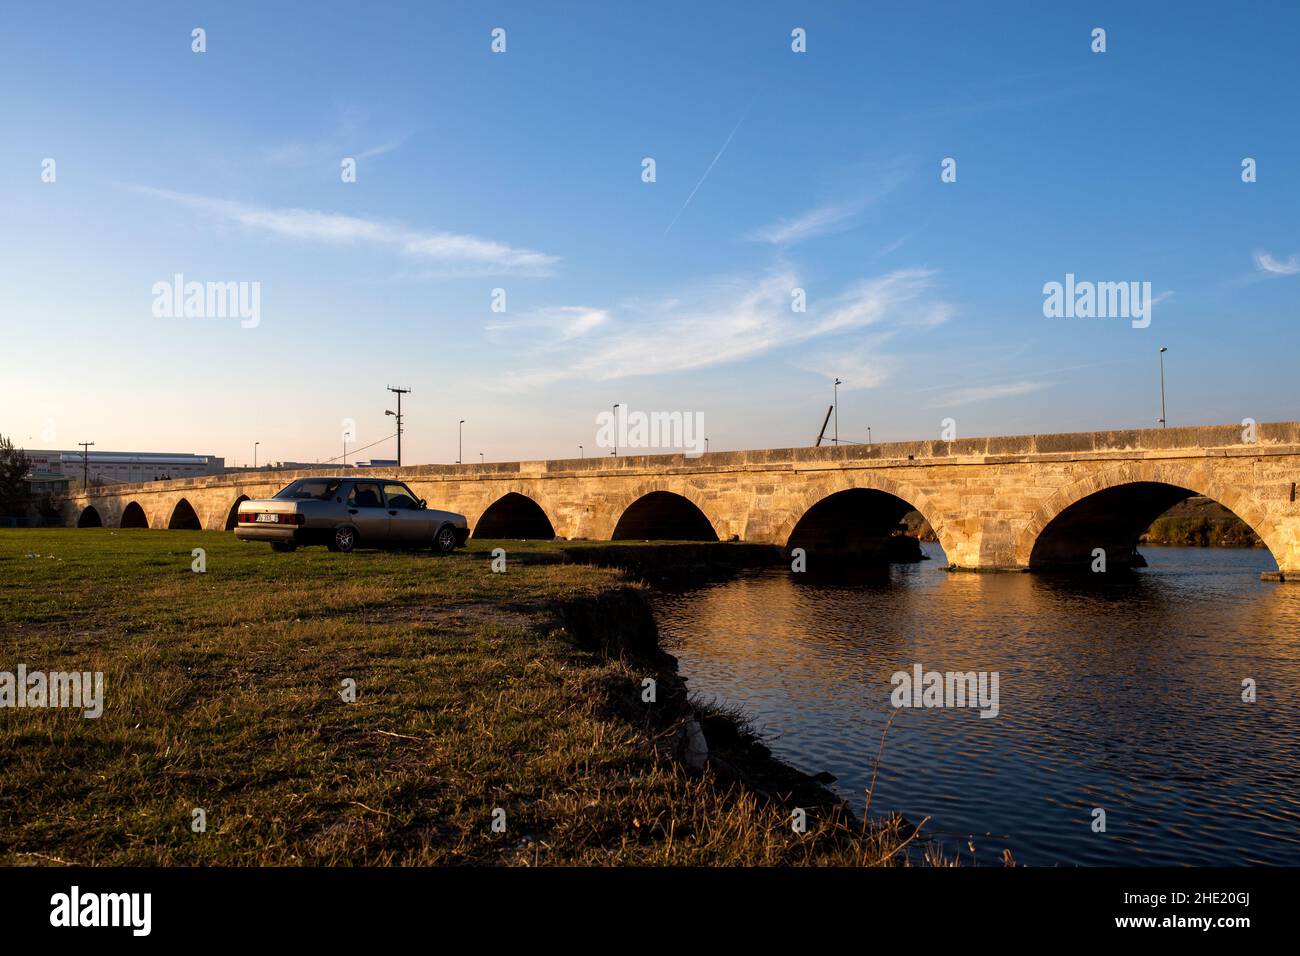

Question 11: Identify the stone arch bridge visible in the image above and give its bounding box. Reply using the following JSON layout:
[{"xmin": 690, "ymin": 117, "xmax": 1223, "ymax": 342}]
[{"xmin": 60, "ymin": 422, "xmax": 1300, "ymax": 577}]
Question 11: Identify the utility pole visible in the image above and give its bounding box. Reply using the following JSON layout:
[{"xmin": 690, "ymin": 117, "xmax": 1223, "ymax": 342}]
[
  {"xmin": 833, "ymin": 379, "xmax": 842, "ymax": 446},
  {"xmin": 1158, "ymin": 347, "xmax": 1168, "ymax": 428},
  {"xmin": 387, "ymin": 385, "xmax": 410, "ymax": 466},
  {"xmin": 78, "ymin": 441, "xmax": 94, "ymax": 487}
]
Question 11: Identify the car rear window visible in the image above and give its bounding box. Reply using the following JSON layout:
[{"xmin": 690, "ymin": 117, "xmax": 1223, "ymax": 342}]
[
  {"xmin": 274, "ymin": 479, "xmax": 342, "ymax": 500},
  {"xmin": 347, "ymin": 483, "xmax": 384, "ymax": 508}
]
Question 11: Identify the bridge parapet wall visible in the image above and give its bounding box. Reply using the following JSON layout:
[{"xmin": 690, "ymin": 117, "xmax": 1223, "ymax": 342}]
[{"xmin": 54, "ymin": 424, "xmax": 1300, "ymax": 575}]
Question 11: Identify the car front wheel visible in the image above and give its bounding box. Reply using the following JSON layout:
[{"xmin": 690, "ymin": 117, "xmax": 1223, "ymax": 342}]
[
  {"xmin": 330, "ymin": 526, "xmax": 357, "ymax": 553},
  {"xmin": 433, "ymin": 525, "xmax": 458, "ymax": 554}
]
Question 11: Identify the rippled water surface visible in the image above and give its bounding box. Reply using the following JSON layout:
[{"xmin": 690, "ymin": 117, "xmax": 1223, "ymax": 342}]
[{"xmin": 652, "ymin": 545, "xmax": 1300, "ymax": 865}]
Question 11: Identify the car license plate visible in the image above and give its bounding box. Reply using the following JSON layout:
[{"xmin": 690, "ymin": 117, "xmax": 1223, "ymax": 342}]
[{"xmin": 256, "ymin": 513, "xmax": 279, "ymax": 523}]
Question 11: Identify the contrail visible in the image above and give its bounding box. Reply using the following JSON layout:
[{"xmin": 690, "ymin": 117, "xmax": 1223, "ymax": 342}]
[{"xmin": 664, "ymin": 102, "xmax": 753, "ymax": 235}]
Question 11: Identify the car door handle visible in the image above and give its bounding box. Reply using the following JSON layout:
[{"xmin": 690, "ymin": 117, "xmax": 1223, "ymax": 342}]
[
  {"xmin": 348, "ymin": 508, "xmax": 358, "ymax": 514},
  {"xmin": 388, "ymin": 510, "xmax": 398, "ymax": 516}
]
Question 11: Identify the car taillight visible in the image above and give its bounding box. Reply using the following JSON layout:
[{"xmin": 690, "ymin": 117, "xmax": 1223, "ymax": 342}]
[{"xmin": 239, "ymin": 512, "xmax": 302, "ymax": 524}]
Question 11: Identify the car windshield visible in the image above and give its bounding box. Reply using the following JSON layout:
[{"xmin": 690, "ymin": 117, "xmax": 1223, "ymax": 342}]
[{"xmin": 274, "ymin": 478, "xmax": 342, "ymax": 500}]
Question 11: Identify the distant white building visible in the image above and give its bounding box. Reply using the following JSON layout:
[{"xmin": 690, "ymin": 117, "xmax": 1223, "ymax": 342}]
[{"xmin": 26, "ymin": 449, "xmax": 226, "ymax": 485}]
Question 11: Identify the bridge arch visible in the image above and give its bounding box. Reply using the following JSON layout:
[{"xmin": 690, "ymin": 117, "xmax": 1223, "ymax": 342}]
[
  {"xmin": 224, "ymin": 495, "xmax": 250, "ymax": 531},
  {"xmin": 167, "ymin": 498, "xmax": 202, "ymax": 531},
  {"xmin": 1015, "ymin": 461, "xmax": 1282, "ymax": 570},
  {"xmin": 786, "ymin": 489, "xmax": 934, "ymax": 563},
  {"xmin": 120, "ymin": 501, "xmax": 150, "ymax": 529},
  {"xmin": 771, "ymin": 474, "xmax": 958, "ymax": 563},
  {"xmin": 472, "ymin": 492, "xmax": 556, "ymax": 539},
  {"xmin": 76, "ymin": 505, "xmax": 103, "ymax": 528},
  {"xmin": 611, "ymin": 489, "xmax": 718, "ymax": 541}
]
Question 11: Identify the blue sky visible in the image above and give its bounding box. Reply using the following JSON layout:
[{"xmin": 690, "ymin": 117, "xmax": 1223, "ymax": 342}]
[{"xmin": 2, "ymin": 1, "xmax": 1296, "ymax": 465}]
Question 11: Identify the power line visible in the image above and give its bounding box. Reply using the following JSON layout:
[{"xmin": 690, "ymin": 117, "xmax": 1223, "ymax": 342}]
[{"xmin": 318, "ymin": 432, "xmax": 399, "ymax": 466}]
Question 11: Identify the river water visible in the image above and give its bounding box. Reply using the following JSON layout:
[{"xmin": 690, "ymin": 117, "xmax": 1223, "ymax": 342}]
[{"xmin": 651, "ymin": 545, "xmax": 1300, "ymax": 866}]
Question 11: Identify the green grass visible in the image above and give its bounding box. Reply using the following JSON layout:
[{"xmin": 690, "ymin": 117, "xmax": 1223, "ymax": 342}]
[{"xmin": 0, "ymin": 529, "xmax": 931, "ymax": 866}]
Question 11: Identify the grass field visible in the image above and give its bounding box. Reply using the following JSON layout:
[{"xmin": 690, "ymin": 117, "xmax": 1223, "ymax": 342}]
[{"xmin": 0, "ymin": 528, "xmax": 927, "ymax": 866}]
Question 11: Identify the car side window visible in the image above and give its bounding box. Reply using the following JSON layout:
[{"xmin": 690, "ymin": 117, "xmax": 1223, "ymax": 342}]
[
  {"xmin": 347, "ymin": 482, "xmax": 384, "ymax": 508},
  {"xmin": 382, "ymin": 483, "xmax": 418, "ymax": 510}
]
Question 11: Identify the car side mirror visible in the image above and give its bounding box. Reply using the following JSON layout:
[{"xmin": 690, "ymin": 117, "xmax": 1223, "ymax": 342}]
[{"xmin": 419, "ymin": 499, "xmax": 427, "ymax": 509}]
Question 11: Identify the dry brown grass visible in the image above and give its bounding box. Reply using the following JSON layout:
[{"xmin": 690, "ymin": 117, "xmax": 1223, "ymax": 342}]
[{"xmin": 0, "ymin": 529, "xmax": 938, "ymax": 866}]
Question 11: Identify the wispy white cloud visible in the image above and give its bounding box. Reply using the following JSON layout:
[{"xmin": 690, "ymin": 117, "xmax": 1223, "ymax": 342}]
[
  {"xmin": 793, "ymin": 337, "xmax": 897, "ymax": 390},
  {"xmin": 496, "ymin": 267, "xmax": 952, "ymax": 389},
  {"xmin": 356, "ymin": 138, "xmax": 407, "ymax": 160},
  {"xmin": 746, "ymin": 167, "xmax": 911, "ymax": 247},
  {"xmin": 132, "ymin": 186, "xmax": 559, "ymax": 276},
  {"xmin": 747, "ymin": 200, "xmax": 867, "ymax": 245},
  {"xmin": 908, "ymin": 75, "xmax": 1098, "ymax": 121},
  {"xmin": 810, "ymin": 273, "xmax": 952, "ymax": 335},
  {"xmin": 265, "ymin": 135, "xmax": 407, "ymax": 167},
  {"xmin": 264, "ymin": 107, "xmax": 408, "ymax": 168},
  {"xmin": 486, "ymin": 306, "xmax": 609, "ymax": 344},
  {"xmin": 1254, "ymin": 250, "xmax": 1300, "ymax": 276},
  {"xmin": 929, "ymin": 381, "xmax": 1046, "ymax": 407},
  {"xmin": 876, "ymin": 234, "xmax": 909, "ymax": 257}
]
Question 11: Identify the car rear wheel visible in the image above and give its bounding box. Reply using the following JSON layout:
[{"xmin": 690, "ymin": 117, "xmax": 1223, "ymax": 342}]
[
  {"xmin": 330, "ymin": 526, "xmax": 357, "ymax": 553},
  {"xmin": 433, "ymin": 524, "xmax": 458, "ymax": 554}
]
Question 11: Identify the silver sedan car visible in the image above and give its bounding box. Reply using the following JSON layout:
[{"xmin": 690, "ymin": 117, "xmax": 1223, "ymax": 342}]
[{"xmin": 234, "ymin": 477, "xmax": 469, "ymax": 554}]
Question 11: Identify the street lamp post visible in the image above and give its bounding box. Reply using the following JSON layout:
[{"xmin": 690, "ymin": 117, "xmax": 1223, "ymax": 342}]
[
  {"xmin": 705, "ymin": 437, "xmax": 709, "ymax": 454},
  {"xmin": 1158, "ymin": 347, "xmax": 1168, "ymax": 428},
  {"xmin": 579, "ymin": 445, "xmax": 584, "ymax": 459},
  {"xmin": 833, "ymin": 378, "xmax": 842, "ymax": 446},
  {"xmin": 612, "ymin": 403, "xmax": 621, "ymax": 457},
  {"xmin": 458, "ymin": 420, "xmax": 465, "ymax": 464},
  {"xmin": 479, "ymin": 452, "xmax": 484, "ymax": 465},
  {"xmin": 254, "ymin": 442, "xmax": 259, "ymax": 469},
  {"xmin": 867, "ymin": 426, "xmax": 872, "ymax": 446}
]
